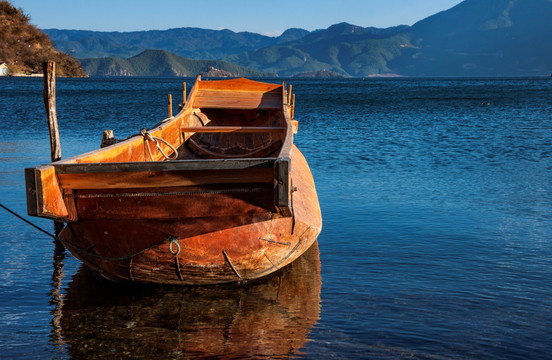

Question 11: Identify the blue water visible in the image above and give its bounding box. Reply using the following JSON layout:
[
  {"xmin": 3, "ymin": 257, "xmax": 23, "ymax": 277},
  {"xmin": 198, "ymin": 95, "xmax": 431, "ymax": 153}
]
[{"xmin": 1, "ymin": 77, "xmax": 551, "ymax": 359}]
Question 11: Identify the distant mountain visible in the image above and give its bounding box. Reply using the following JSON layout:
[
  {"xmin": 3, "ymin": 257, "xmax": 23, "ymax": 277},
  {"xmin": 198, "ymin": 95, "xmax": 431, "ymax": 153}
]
[
  {"xmin": 226, "ymin": 23, "xmax": 411, "ymax": 77},
  {"xmin": 230, "ymin": 0, "xmax": 552, "ymax": 77},
  {"xmin": 44, "ymin": 27, "xmax": 310, "ymax": 60},
  {"xmin": 45, "ymin": 0, "xmax": 552, "ymax": 77},
  {"xmin": 0, "ymin": 1, "xmax": 84, "ymax": 76},
  {"xmin": 390, "ymin": 0, "xmax": 552, "ymax": 76},
  {"xmin": 291, "ymin": 69, "xmax": 350, "ymax": 78},
  {"xmin": 80, "ymin": 49, "xmax": 274, "ymax": 77}
]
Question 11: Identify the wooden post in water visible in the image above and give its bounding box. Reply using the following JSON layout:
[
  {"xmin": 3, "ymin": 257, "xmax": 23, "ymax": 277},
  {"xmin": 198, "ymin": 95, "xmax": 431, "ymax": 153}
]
[
  {"xmin": 168, "ymin": 93, "xmax": 173, "ymax": 118},
  {"xmin": 43, "ymin": 61, "xmax": 61, "ymax": 162},
  {"xmin": 43, "ymin": 61, "xmax": 64, "ymax": 230},
  {"xmin": 43, "ymin": 61, "xmax": 66, "ymax": 348}
]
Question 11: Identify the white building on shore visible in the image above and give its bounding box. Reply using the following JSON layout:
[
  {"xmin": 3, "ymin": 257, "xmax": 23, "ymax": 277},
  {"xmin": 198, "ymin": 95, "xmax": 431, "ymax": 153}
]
[{"xmin": 0, "ymin": 63, "xmax": 8, "ymax": 76}]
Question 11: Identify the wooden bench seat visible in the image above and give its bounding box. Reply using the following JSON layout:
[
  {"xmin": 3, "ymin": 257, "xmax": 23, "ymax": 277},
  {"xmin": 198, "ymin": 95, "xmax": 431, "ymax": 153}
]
[{"xmin": 181, "ymin": 126, "xmax": 284, "ymax": 133}]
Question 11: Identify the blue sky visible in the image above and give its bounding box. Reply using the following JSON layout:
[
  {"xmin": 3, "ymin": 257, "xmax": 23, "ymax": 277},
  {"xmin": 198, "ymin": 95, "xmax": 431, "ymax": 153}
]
[{"xmin": 11, "ymin": 0, "xmax": 464, "ymax": 35}]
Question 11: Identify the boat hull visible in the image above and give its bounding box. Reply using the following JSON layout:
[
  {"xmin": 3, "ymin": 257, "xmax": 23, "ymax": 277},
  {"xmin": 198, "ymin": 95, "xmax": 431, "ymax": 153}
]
[{"xmin": 58, "ymin": 146, "xmax": 321, "ymax": 285}]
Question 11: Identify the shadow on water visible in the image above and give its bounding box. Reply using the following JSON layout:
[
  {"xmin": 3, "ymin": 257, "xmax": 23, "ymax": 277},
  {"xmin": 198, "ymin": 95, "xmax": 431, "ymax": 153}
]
[{"xmin": 55, "ymin": 242, "xmax": 321, "ymax": 359}]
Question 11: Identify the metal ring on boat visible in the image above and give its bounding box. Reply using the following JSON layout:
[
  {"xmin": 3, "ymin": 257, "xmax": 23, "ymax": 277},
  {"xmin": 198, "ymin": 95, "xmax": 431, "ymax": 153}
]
[{"xmin": 169, "ymin": 238, "xmax": 181, "ymax": 256}]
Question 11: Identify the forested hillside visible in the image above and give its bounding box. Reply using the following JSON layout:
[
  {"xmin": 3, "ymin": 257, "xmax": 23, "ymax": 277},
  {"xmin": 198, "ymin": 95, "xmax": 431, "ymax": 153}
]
[
  {"xmin": 0, "ymin": 1, "xmax": 85, "ymax": 76},
  {"xmin": 80, "ymin": 50, "xmax": 274, "ymax": 78}
]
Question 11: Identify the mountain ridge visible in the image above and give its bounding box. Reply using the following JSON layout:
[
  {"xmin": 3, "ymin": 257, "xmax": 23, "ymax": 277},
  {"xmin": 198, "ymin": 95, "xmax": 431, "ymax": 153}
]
[
  {"xmin": 44, "ymin": 0, "xmax": 552, "ymax": 77},
  {"xmin": 80, "ymin": 49, "xmax": 274, "ymax": 78},
  {"xmin": 397, "ymin": 0, "xmax": 552, "ymax": 76},
  {"xmin": 44, "ymin": 27, "xmax": 310, "ymax": 60}
]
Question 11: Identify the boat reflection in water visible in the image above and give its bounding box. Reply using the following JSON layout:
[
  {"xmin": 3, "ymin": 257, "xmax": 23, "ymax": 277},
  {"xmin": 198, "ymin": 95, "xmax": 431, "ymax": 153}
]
[{"xmin": 59, "ymin": 242, "xmax": 321, "ymax": 359}]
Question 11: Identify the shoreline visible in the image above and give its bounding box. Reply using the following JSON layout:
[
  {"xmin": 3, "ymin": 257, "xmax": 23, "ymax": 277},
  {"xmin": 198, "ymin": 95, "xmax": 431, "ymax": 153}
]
[
  {"xmin": 2, "ymin": 73, "xmax": 88, "ymax": 78},
  {"xmin": 10, "ymin": 73, "xmax": 43, "ymax": 77}
]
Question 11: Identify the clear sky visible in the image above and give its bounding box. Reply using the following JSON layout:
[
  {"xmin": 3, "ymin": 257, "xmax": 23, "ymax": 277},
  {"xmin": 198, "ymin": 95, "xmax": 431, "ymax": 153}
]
[{"xmin": 10, "ymin": 0, "xmax": 464, "ymax": 35}]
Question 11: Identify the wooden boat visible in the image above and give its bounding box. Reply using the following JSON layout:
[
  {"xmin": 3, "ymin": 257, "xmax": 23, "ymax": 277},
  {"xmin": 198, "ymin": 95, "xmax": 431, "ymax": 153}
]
[{"xmin": 25, "ymin": 76, "xmax": 322, "ymax": 285}]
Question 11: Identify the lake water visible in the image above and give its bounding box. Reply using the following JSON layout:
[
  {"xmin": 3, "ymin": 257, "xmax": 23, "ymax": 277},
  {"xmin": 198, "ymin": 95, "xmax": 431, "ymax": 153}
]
[{"xmin": 1, "ymin": 77, "xmax": 551, "ymax": 359}]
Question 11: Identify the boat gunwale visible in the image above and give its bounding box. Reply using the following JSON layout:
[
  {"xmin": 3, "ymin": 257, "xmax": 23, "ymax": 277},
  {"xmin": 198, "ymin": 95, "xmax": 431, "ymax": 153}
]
[{"xmin": 52, "ymin": 157, "xmax": 279, "ymax": 174}]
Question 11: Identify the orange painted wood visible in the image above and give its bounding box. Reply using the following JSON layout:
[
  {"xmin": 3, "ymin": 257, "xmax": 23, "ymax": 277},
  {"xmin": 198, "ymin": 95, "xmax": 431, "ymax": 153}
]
[
  {"xmin": 57, "ymin": 168, "xmax": 274, "ymax": 190},
  {"xmin": 72, "ymin": 185, "xmax": 275, "ymax": 220},
  {"xmin": 291, "ymin": 120, "xmax": 299, "ymax": 134},
  {"xmin": 191, "ymin": 78, "xmax": 283, "ymax": 109},
  {"xmin": 192, "ymin": 90, "xmax": 282, "ymax": 109},
  {"xmin": 29, "ymin": 165, "xmax": 75, "ymax": 221},
  {"xmin": 56, "ymin": 145, "xmax": 321, "ymax": 285},
  {"xmin": 197, "ymin": 77, "xmax": 282, "ymax": 92}
]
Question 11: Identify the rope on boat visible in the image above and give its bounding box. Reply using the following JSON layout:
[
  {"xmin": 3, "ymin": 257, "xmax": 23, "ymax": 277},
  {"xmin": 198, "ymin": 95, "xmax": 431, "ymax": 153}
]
[
  {"xmin": 61, "ymin": 233, "xmax": 180, "ymax": 261},
  {"xmin": 167, "ymin": 237, "xmax": 184, "ymax": 281},
  {"xmin": 168, "ymin": 238, "xmax": 181, "ymax": 256},
  {"xmin": 0, "ymin": 203, "xmax": 58, "ymax": 240},
  {"xmin": 0, "ymin": 202, "xmax": 179, "ymax": 261},
  {"xmin": 140, "ymin": 128, "xmax": 178, "ymax": 161}
]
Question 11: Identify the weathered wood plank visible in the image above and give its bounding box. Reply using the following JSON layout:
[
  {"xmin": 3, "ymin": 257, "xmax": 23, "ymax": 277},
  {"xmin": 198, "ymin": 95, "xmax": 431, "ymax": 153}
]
[
  {"xmin": 193, "ymin": 90, "xmax": 281, "ymax": 109},
  {"xmin": 181, "ymin": 126, "xmax": 284, "ymax": 133},
  {"xmin": 182, "ymin": 81, "xmax": 186, "ymax": 107},
  {"xmin": 100, "ymin": 130, "xmax": 116, "ymax": 148},
  {"xmin": 198, "ymin": 77, "xmax": 281, "ymax": 92},
  {"xmin": 287, "ymin": 84, "xmax": 292, "ymax": 106},
  {"xmin": 73, "ymin": 186, "xmax": 275, "ymax": 220},
  {"xmin": 25, "ymin": 167, "xmax": 38, "ymax": 216},
  {"xmin": 275, "ymin": 158, "xmax": 292, "ymax": 217},
  {"xmin": 57, "ymin": 168, "xmax": 275, "ymax": 189},
  {"xmin": 54, "ymin": 158, "xmax": 277, "ymax": 174},
  {"xmin": 26, "ymin": 165, "xmax": 75, "ymax": 220}
]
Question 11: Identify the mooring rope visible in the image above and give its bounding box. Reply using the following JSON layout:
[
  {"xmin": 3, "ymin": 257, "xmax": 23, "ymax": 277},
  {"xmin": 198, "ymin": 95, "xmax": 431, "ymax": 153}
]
[
  {"xmin": 0, "ymin": 203, "xmax": 58, "ymax": 240},
  {"xmin": 0, "ymin": 202, "xmax": 178, "ymax": 261},
  {"xmin": 140, "ymin": 128, "xmax": 178, "ymax": 161}
]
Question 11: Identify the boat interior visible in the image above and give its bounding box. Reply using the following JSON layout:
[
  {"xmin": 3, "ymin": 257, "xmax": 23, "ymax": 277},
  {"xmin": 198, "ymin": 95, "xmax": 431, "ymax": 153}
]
[
  {"xmin": 25, "ymin": 78, "xmax": 297, "ymax": 222},
  {"xmin": 176, "ymin": 108, "xmax": 286, "ymax": 160}
]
